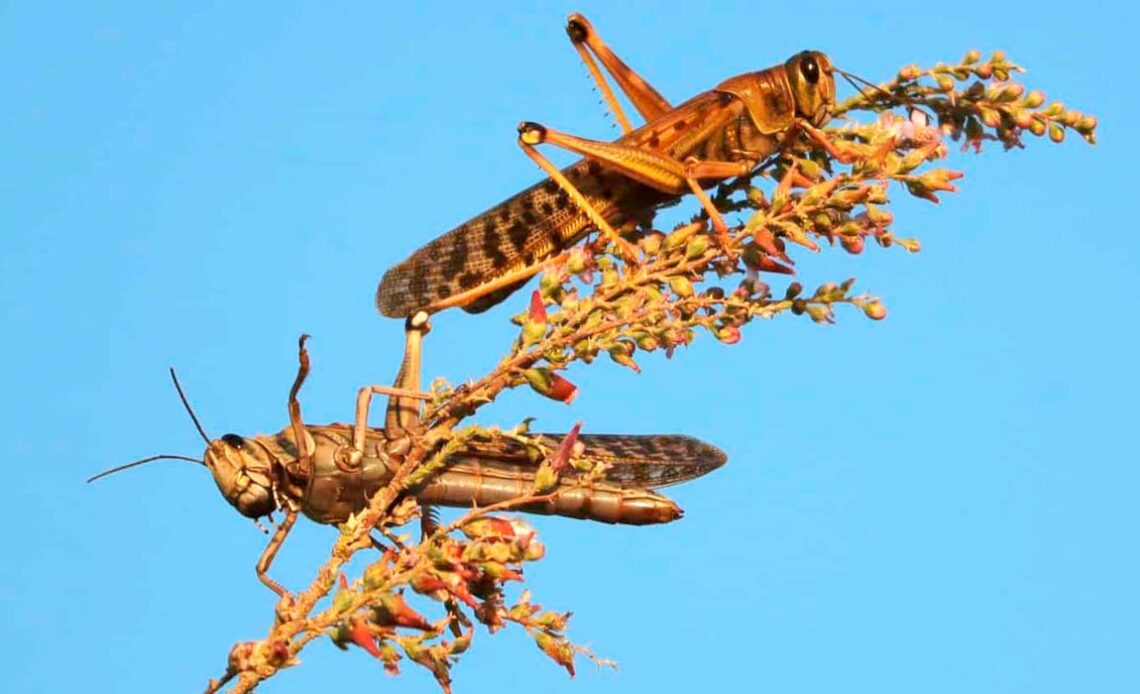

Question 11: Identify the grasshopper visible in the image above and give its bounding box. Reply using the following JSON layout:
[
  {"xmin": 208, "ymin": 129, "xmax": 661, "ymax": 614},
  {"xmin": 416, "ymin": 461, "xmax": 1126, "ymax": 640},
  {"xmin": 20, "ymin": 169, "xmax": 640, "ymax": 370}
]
[
  {"xmin": 89, "ymin": 316, "xmax": 726, "ymax": 596},
  {"xmin": 376, "ymin": 13, "xmax": 849, "ymax": 320}
]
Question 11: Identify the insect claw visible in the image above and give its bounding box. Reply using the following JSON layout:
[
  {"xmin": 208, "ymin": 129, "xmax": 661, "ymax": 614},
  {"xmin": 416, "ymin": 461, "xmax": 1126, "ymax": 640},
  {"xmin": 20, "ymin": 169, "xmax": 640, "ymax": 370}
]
[{"xmin": 253, "ymin": 519, "xmax": 270, "ymax": 534}]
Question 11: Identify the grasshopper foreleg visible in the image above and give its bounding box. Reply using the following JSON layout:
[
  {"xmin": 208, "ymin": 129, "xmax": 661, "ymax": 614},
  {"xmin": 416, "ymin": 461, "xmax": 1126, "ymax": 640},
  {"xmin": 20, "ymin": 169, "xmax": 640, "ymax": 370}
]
[
  {"xmin": 250, "ymin": 335, "xmax": 313, "ymax": 597},
  {"xmin": 255, "ymin": 509, "xmax": 298, "ymax": 598}
]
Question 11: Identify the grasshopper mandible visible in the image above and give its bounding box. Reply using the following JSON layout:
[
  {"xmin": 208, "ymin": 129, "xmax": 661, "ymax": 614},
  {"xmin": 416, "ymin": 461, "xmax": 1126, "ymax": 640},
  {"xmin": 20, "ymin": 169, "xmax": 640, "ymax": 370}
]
[
  {"xmin": 89, "ymin": 316, "xmax": 726, "ymax": 596},
  {"xmin": 376, "ymin": 13, "xmax": 848, "ymax": 320}
]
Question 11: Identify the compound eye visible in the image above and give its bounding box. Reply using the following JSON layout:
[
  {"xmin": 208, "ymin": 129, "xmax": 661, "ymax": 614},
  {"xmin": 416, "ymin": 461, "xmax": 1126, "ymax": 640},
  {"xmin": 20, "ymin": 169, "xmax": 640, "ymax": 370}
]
[
  {"xmin": 801, "ymin": 54, "xmax": 820, "ymax": 84},
  {"xmin": 221, "ymin": 433, "xmax": 245, "ymax": 449}
]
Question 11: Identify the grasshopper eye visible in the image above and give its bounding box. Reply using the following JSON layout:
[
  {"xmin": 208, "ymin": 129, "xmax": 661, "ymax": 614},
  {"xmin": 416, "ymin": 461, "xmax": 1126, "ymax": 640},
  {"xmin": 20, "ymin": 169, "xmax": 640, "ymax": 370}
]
[
  {"xmin": 800, "ymin": 54, "xmax": 820, "ymax": 84},
  {"xmin": 221, "ymin": 433, "xmax": 246, "ymax": 449}
]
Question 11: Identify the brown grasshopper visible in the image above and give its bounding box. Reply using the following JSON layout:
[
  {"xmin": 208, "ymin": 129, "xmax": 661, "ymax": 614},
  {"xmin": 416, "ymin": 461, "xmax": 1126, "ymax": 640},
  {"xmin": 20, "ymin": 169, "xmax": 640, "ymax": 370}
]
[
  {"xmin": 89, "ymin": 316, "xmax": 726, "ymax": 595},
  {"xmin": 376, "ymin": 13, "xmax": 851, "ymax": 320}
]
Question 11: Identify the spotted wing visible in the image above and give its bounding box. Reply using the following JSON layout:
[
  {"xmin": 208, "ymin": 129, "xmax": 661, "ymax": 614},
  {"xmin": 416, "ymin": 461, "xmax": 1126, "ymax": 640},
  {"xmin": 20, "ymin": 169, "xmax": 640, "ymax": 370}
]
[
  {"xmin": 375, "ymin": 90, "xmax": 737, "ymax": 318},
  {"xmin": 375, "ymin": 177, "xmax": 575, "ymax": 318},
  {"xmin": 375, "ymin": 167, "xmax": 656, "ymax": 318},
  {"xmin": 451, "ymin": 433, "xmax": 727, "ymax": 490}
]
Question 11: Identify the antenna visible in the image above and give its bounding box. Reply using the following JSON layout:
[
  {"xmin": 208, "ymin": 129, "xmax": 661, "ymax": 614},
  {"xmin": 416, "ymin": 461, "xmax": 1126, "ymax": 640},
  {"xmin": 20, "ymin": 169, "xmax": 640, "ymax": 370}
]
[
  {"xmin": 170, "ymin": 367, "xmax": 210, "ymax": 444},
  {"xmin": 86, "ymin": 368, "xmax": 212, "ymax": 483},
  {"xmin": 86, "ymin": 454, "xmax": 205, "ymax": 483},
  {"xmin": 836, "ymin": 69, "xmax": 885, "ymax": 102},
  {"xmin": 836, "ymin": 68, "xmax": 935, "ymax": 125}
]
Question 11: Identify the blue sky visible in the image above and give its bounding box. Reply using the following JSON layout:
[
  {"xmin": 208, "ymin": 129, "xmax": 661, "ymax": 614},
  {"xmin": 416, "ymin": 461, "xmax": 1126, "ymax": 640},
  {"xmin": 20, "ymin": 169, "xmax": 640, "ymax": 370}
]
[{"xmin": 2, "ymin": 2, "xmax": 1136, "ymax": 692}]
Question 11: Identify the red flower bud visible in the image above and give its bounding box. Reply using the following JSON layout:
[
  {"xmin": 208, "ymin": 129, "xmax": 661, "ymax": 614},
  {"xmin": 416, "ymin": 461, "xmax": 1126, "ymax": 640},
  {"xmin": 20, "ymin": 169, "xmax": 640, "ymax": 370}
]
[
  {"xmin": 521, "ymin": 291, "xmax": 549, "ymax": 345},
  {"xmin": 750, "ymin": 230, "xmax": 785, "ymax": 259},
  {"xmin": 840, "ymin": 235, "xmax": 865, "ymax": 255},
  {"xmin": 523, "ymin": 368, "xmax": 579, "ymax": 404},
  {"xmin": 550, "ymin": 422, "xmax": 581, "ymax": 476},
  {"xmin": 349, "ymin": 617, "xmax": 384, "ymax": 660},
  {"xmin": 527, "ymin": 290, "xmax": 547, "ymax": 324},
  {"xmin": 411, "ymin": 572, "xmax": 480, "ymax": 609},
  {"xmin": 753, "ymin": 255, "xmax": 795, "ymax": 275},
  {"xmin": 375, "ymin": 592, "xmax": 434, "ymax": 631}
]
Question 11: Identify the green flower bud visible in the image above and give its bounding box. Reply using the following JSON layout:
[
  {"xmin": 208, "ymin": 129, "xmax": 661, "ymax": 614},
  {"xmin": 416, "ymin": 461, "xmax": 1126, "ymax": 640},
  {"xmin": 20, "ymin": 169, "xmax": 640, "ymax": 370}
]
[
  {"xmin": 684, "ymin": 236, "xmax": 710, "ymax": 260},
  {"xmin": 532, "ymin": 462, "xmax": 559, "ymax": 494},
  {"xmin": 668, "ymin": 276, "xmax": 694, "ymax": 298},
  {"xmin": 638, "ymin": 231, "xmax": 664, "ymax": 255}
]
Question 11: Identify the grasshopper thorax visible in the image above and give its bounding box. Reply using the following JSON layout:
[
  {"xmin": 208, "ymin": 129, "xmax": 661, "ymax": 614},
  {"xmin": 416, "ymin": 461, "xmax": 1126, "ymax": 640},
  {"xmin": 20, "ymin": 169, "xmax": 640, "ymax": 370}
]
[
  {"xmin": 205, "ymin": 433, "xmax": 278, "ymax": 518},
  {"xmin": 784, "ymin": 50, "xmax": 836, "ymax": 127}
]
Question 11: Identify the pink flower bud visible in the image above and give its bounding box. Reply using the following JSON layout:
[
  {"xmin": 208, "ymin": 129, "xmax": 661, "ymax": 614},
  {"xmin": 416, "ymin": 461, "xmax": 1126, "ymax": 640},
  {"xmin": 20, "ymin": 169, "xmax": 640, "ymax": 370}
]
[
  {"xmin": 716, "ymin": 326, "xmax": 742, "ymax": 344},
  {"xmin": 549, "ymin": 422, "xmax": 582, "ymax": 476},
  {"xmin": 840, "ymin": 235, "xmax": 865, "ymax": 255},
  {"xmin": 898, "ymin": 64, "xmax": 922, "ymax": 81},
  {"xmin": 863, "ymin": 301, "xmax": 888, "ymax": 320}
]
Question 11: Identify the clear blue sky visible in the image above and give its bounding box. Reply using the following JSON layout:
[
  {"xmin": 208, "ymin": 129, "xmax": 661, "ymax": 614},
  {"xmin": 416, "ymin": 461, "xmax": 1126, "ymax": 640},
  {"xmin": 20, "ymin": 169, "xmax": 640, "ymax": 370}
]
[{"xmin": 2, "ymin": 2, "xmax": 1136, "ymax": 692}]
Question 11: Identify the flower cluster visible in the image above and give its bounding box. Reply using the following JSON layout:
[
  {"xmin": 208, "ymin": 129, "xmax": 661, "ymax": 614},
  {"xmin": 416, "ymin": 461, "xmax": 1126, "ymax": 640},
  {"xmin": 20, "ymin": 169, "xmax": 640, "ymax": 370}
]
[
  {"xmin": 323, "ymin": 512, "xmax": 574, "ymax": 692},
  {"xmin": 206, "ymin": 52, "xmax": 1095, "ymax": 693}
]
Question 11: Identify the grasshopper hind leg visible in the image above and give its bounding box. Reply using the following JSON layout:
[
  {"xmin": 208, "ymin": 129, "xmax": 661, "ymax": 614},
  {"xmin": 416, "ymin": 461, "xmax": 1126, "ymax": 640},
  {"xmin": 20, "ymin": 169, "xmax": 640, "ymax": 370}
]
[
  {"xmin": 381, "ymin": 311, "xmax": 441, "ymax": 538},
  {"xmin": 462, "ymin": 276, "xmax": 531, "ymax": 314},
  {"xmin": 565, "ymin": 13, "xmax": 672, "ymax": 130},
  {"xmin": 383, "ymin": 311, "xmax": 431, "ymax": 433},
  {"xmin": 517, "ymin": 122, "xmax": 641, "ymax": 263}
]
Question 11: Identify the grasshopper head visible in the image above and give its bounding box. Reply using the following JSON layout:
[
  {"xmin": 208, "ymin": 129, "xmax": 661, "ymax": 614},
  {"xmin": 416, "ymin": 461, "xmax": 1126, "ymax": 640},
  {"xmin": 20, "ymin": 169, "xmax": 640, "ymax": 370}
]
[
  {"xmin": 785, "ymin": 51, "xmax": 836, "ymax": 127},
  {"xmin": 205, "ymin": 433, "xmax": 278, "ymax": 519}
]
